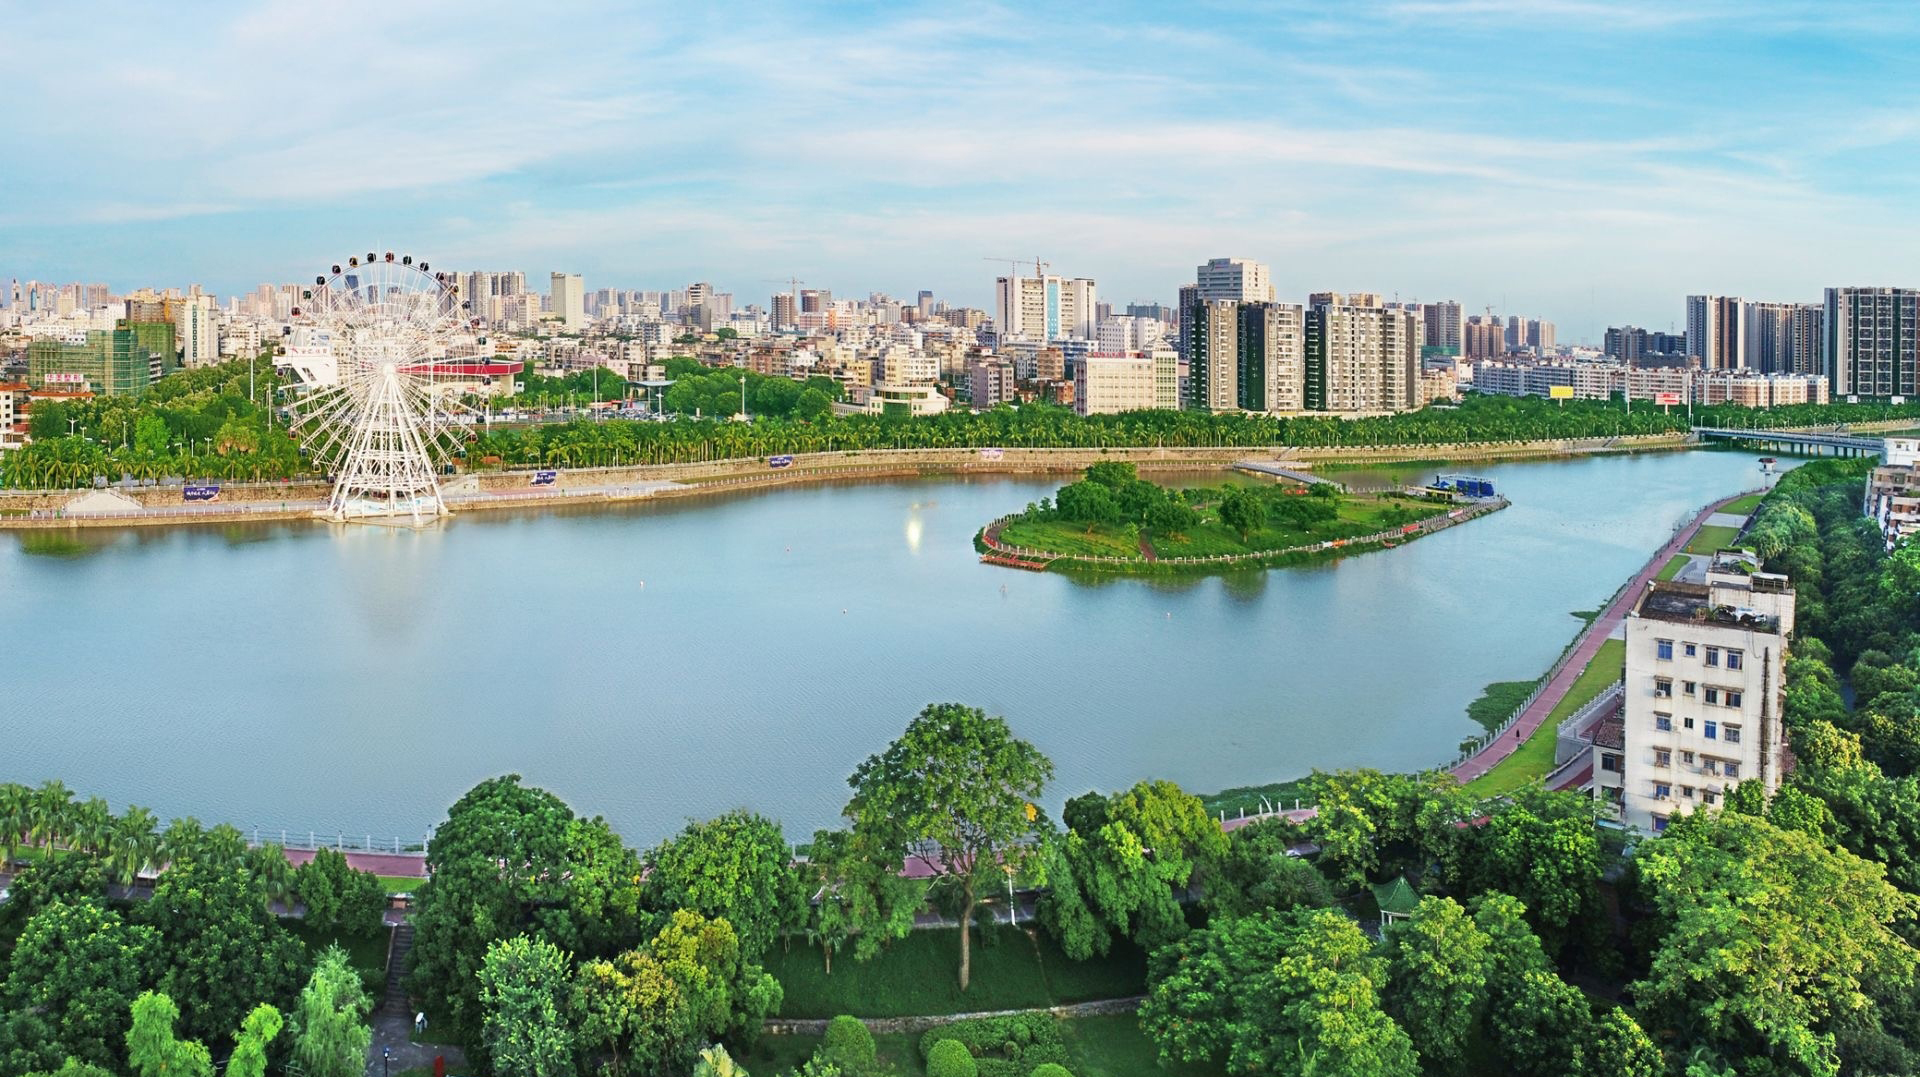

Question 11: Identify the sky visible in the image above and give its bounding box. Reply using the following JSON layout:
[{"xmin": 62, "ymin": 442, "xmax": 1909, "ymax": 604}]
[{"xmin": 2, "ymin": 0, "xmax": 1918, "ymax": 342}]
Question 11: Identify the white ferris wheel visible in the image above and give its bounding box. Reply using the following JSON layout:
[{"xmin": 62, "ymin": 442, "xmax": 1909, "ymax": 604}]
[{"xmin": 285, "ymin": 251, "xmax": 481, "ymax": 524}]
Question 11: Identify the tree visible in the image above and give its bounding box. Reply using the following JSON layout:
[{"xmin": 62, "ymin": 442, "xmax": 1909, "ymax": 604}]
[
  {"xmin": 0, "ymin": 852, "xmax": 109, "ymax": 939},
  {"xmin": 819, "ymin": 1016, "xmax": 876, "ymax": 1075},
  {"xmin": 1143, "ymin": 907, "xmax": 1414, "ymax": 1076},
  {"xmin": 479, "ymin": 935, "xmax": 577, "ymax": 1077},
  {"xmin": 1454, "ymin": 788, "xmax": 1602, "ymax": 957},
  {"xmin": 2, "ymin": 899, "xmax": 157, "ymax": 1069},
  {"xmin": 1382, "ymin": 896, "xmax": 1491, "ymax": 1073},
  {"xmin": 1488, "ymin": 968, "xmax": 1592, "ymax": 1077},
  {"xmin": 693, "ymin": 1044, "xmax": 748, "ymax": 1076},
  {"xmin": 926, "ymin": 1039, "xmax": 976, "ymax": 1077},
  {"xmin": 408, "ymin": 775, "xmax": 588, "ymax": 1038},
  {"xmin": 126, "ymin": 992, "xmax": 214, "ymax": 1077},
  {"xmin": 136, "ymin": 860, "xmax": 305, "ymax": 1048},
  {"xmin": 1307, "ymin": 769, "xmax": 1469, "ymax": 889},
  {"xmin": 292, "ymin": 848, "xmax": 387, "ymax": 939},
  {"xmin": 1586, "ymin": 1008, "xmax": 1664, "ymax": 1077},
  {"xmin": 844, "ymin": 703, "xmax": 1054, "ymax": 990},
  {"xmin": 1216, "ymin": 486, "xmax": 1263, "ymax": 541},
  {"xmin": 801, "ymin": 829, "xmax": 921, "ymax": 974},
  {"xmin": 24, "ymin": 1059, "xmax": 120, "ymax": 1077},
  {"xmin": 224, "ymin": 1004, "xmax": 283, "ymax": 1077},
  {"xmin": 1037, "ymin": 781, "xmax": 1224, "ymax": 960},
  {"xmin": 1634, "ymin": 812, "xmax": 1919, "ymax": 1074},
  {"xmin": 290, "ymin": 947, "xmax": 373, "ymax": 1077},
  {"xmin": 1208, "ymin": 817, "xmax": 1332, "ymax": 918},
  {"xmin": 645, "ymin": 810, "xmax": 804, "ymax": 963}
]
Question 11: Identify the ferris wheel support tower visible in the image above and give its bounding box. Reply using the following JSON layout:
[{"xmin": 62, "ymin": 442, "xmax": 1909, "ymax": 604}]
[{"xmin": 285, "ymin": 251, "xmax": 479, "ymax": 525}]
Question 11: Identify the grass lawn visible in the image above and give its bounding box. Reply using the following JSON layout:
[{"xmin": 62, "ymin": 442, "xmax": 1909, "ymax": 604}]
[
  {"xmin": 765, "ymin": 924, "xmax": 1146, "ymax": 1018},
  {"xmin": 1464, "ymin": 638, "xmax": 1626, "ymax": 797},
  {"xmin": 1684, "ymin": 524, "xmax": 1743, "ymax": 555},
  {"xmin": 757, "ymin": 1015, "xmax": 1223, "ymax": 1077},
  {"xmin": 379, "ymin": 873, "xmax": 425, "ymax": 893},
  {"xmin": 998, "ymin": 518, "xmax": 1139, "ymax": 557},
  {"xmin": 1656, "ymin": 554, "xmax": 1691, "ymax": 581},
  {"xmin": 1721, "ymin": 492, "xmax": 1766, "ymax": 515},
  {"xmin": 1002, "ymin": 490, "xmax": 1437, "ymax": 564}
]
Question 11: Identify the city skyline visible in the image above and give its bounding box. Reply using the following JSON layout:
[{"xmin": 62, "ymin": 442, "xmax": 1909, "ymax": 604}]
[{"xmin": 3, "ymin": 1, "xmax": 1918, "ymax": 340}]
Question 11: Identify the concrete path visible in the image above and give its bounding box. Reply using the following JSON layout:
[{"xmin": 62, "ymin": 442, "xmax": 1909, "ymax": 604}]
[{"xmin": 1448, "ymin": 490, "xmax": 1755, "ymax": 784}]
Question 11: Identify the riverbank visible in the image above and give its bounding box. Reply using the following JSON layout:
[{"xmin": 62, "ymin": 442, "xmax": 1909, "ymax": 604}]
[{"xmin": 0, "ymin": 431, "xmax": 1684, "ymax": 529}]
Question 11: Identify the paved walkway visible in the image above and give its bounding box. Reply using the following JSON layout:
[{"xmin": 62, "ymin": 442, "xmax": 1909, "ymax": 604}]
[{"xmin": 1448, "ymin": 490, "xmax": 1756, "ymax": 783}]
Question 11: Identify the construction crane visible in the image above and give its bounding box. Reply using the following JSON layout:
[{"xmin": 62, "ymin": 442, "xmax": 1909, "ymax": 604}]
[
  {"xmin": 763, "ymin": 276, "xmax": 806, "ymax": 297},
  {"xmin": 982, "ymin": 257, "xmax": 1051, "ymax": 280}
]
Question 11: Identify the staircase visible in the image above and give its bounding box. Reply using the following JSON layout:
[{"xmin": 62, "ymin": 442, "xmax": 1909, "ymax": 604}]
[{"xmin": 383, "ymin": 923, "xmax": 414, "ymax": 1017}]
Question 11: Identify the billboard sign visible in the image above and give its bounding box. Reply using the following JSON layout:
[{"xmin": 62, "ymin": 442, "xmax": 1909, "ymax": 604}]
[
  {"xmin": 768, "ymin": 455, "xmax": 794, "ymax": 469},
  {"xmin": 1654, "ymin": 392, "xmax": 1682, "ymax": 406},
  {"xmin": 183, "ymin": 485, "xmax": 220, "ymax": 502},
  {"xmin": 1547, "ymin": 386, "xmax": 1574, "ymax": 400},
  {"xmin": 531, "ymin": 470, "xmax": 557, "ymax": 487},
  {"xmin": 43, "ymin": 372, "xmax": 86, "ymax": 385},
  {"xmin": 979, "ymin": 448, "xmax": 1005, "ymax": 460}
]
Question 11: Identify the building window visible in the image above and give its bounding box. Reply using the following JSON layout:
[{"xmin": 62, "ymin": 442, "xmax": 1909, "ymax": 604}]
[
  {"xmin": 1653, "ymin": 783, "xmax": 1671, "ymax": 799},
  {"xmin": 1654, "ymin": 678, "xmax": 1673, "ymax": 698},
  {"xmin": 1684, "ymin": 716, "xmax": 1696, "ymax": 730},
  {"xmin": 1682, "ymin": 750, "xmax": 1695, "ymax": 765},
  {"xmin": 1727, "ymin": 650, "xmax": 1744, "ymax": 671},
  {"xmin": 1683, "ymin": 681, "xmax": 1697, "ymax": 696},
  {"xmin": 1727, "ymin": 690, "xmax": 1743, "ymax": 708},
  {"xmin": 1705, "ymin": 647, "xmax": 1720, "ymax": 667},
  {"xmin": 1655, "ymin": 750, "xmax": 1672, "ymax": 767},
  {"xmin": 1705, "ymin": 720, "xmax": 1718, "ymax": 740},
  {"xmin": 1653, "ymin": 813, "xmax": 1669, "ymax": 832},
  {"xmin": 1704, "ymin": 687, "xmax": 1720, "ymax": 705},
  {"xmin": 1725, "ymin": 725, "xmax": 1742, "ymax": 744},
  {"xmin": 1655, "ymin": 714, "xmax": 1673, "ymax": 732},
  {"xmin": 1682, "ymin": 786, "xmax": 1695, "ymax": 799},
  {"xmin": 1601, "ymin": 752, "xmax": 1622, "ymax": 773},
  {"xmin": 1703, "ymin": 790, "xmax": 1718, "ymax": 806},
  {"xmin": 1683, "ymin": 642, "xmax": 1697, "ymax": 657},
  {"xmin": 1724, "ymin": 762, "xmax": 1740, "ymax": 779},
  {"xmin": 1656, "ymin": 639, "xmax": 1674, "ymax": 660}
]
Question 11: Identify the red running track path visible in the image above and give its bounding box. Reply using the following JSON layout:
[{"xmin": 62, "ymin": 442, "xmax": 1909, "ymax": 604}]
[{"xmin": 1448, "ymin": 490, "xmax": 1755, "ymax": 784}]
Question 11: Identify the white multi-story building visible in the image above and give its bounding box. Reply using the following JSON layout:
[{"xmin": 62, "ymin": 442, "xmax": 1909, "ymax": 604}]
[
  {"xmin": 551, "ymin": 272, "xmax": 585, "ymax": 331},
  {"xmin": 1096, "ymin": 315, "xmax": 1164, "ymax": 354},
  {"xmin": 1615, "ymin": 553, "xmax": 1793, "ymax": 832},
  {"xmin": 994, "ymin": 274, "xmax": 1096, "ymax": 342},
  {"xmin": 1826, "ymin": 286, "xmax": 1920, "ymax": 400},
  {"xmin": 1075, "ymin": 352, "xmax": 1171, "ymax": 416},
  {"xmin": 1305, "ymin": 293, "xmax": 1419, "ymax": 413},
  {"xmin": 1865, "ymin": 437, "xmax": 1920, "ymax": 548},
  {"xmin": 1686, "ymin": 294, "xmax": 1746, "ymax": 370},
  {"xmin": 1194, "ymin": 257, "xmax": 1274, "ymax": 303}
]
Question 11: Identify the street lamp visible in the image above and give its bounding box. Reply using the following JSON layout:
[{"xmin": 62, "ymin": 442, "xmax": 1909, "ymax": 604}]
[{"xmin": 740, "ymin": 374, "xmax": 748, "ymax": 420}]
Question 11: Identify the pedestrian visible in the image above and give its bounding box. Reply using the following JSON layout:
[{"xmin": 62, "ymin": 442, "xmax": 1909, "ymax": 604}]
[
  {"xmin": 1514, "ymin": 729, "xmax": 1520, "ymax": 741},
  {"xmin": 415, "ymin": 1011, "xmax": 427, "ymax": 1035}
]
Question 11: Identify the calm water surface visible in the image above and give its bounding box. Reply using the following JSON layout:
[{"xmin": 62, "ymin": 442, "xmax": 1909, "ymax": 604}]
[{"xmin": 0, "ymin": 450, "xmax": 1782, "ymax": 845}]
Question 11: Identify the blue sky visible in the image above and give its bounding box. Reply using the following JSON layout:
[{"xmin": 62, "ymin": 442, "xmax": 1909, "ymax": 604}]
[{"xmin": 2, "ymin": 0, "xmax": 1917, "ymax": 341}]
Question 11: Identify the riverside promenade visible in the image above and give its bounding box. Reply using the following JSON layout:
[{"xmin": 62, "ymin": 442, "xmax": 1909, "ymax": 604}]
[{"xmin": 1447, "ymin": 490, "xmax": 1756, "ymax": 784}]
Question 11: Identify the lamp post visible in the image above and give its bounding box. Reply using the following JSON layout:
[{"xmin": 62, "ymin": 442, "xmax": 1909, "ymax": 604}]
[{"xmin": 740, "ymin": 374, "xmax": 747, "ymax": 420}]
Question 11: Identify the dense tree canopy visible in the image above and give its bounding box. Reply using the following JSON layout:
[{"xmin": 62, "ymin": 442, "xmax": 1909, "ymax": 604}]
[{"xmin": 645, "ymin": 810, "xmax": 805, "ymax": 963}]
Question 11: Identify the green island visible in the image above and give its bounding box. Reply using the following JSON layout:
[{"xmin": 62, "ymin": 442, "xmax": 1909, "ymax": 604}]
[{"xmin": 979, "ymin": 462, "xmax": 1490, "ymax": 573}]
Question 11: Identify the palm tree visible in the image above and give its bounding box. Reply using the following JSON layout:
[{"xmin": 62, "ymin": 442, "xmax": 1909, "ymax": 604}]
[
  {"xmin": 0, "ymin": 783, "xmax": 30, "ymax": 867},
  {"xmin": 109, "ymin": 806, "xmax": 160, "ymax": 885},
  {"xmin": 249, "ymin": 844, "xmax": 296, "ymax": 907},
  {"xmin": 28, "ymin": 779, "xmax": 74, "ymax": 852},
  {"xmin": 69, "ymin": 796, "xmax": 114, "ymax": 856}
]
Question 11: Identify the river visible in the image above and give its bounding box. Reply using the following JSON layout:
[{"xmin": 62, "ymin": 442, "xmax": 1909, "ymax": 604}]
[{"xmin": 0, "ymin": 449, "xmax": 1781, "ymax": 846}]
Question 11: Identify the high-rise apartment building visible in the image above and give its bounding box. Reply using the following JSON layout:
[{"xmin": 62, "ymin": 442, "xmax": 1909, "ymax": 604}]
[
  {"xmin": 1186, "ymin": 300, "xmax": 1240, "ymax": 412},
  {"xmin": 1182, "ymin": 299, "xmax": 1304, "ymax": 413},
  {"xmin": 1421, "ymin": 301, "xmax": 1462, "ymax": 354},
  {"xmin": 175, "ymin": 293, "xmax": 217, "ymax": 367},
  {"xmin": 994, "ymin": 274, "xmax": 1097, "ymax": 342},
  {"xmin": 1787, "ymin": 303, "xmax": 1825, "ymax": 377},
  {"xmin": 551, "ymin": 272, "xmax": 585, "ymax": 330},
  {"xmin": 1464, "ymin": 316, "xmax": 1506, "ymax": 361},
  {"xmin": 1743, "ymin": 302, "xmax": 1798, "ymax": 374},
  {"xmin": 1305, "ymin": 294, "xmax": 1419, "ymax": 413},
  {"xmin": 771, "ymin": 292, "xmax": 797, "ymax": 328},
  {"xmin": 27, "ymin": 327, "xmax": 157, "ymax": 397},
  {"xmin": 1614, "ymin": 552, "xmax": 1793, "ymax": 832},
  {"xmin": 1686, "ymin": 294, "xmax": 1746, "ymax": 369},
  {"xmin": 1826, "ymin": 287, "xmax": 1920, "ymax": 399},
  {"xmin": 1526, "ymin": 319, "xmax": 1555, "ymax": 354},
  {"xmin": 968, "ymin": 357, "xmax": 1015, "ymax": 411},
  {"xmin": 1075, "ymin": 353, "xmax": 1165, "ymax": 415}
]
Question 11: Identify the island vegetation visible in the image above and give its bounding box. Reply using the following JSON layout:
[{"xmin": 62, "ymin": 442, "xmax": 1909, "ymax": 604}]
[{"xmin": 983, "ymin": 461, "xmax": 1473, "ymax": 570}]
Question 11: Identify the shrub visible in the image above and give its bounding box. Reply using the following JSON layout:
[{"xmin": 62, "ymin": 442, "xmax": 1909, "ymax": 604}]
[
  {"xmin": 1029, "ymin": 1066, "xmax": 1075, "ymax": 1077},
  {"xmin": 819, "ymin": 1015, "xmax": 876, "ymax": 1075},
  {"xmin": 926, "ymin": 1039, "xmax": 977, "ymax": 1077},
  {"xmin": 920, "ymin": 1015, "xmax": 1068, "ymax": 1077}
]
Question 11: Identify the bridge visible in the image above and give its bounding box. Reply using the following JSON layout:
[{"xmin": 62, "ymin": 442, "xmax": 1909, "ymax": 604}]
[
  {"xmin": 1692, "ymin": 426, "xmax": 1886, "ymax": 456},
  {"xmin": 1232, "ymin": 459, "xmax": 1342, "ymax": 486}
]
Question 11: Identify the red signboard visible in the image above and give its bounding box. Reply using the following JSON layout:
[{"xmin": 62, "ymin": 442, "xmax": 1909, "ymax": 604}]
[{"xmin": 1654, "ymin": 392, "xmax": 1681, "ymax": 406}]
